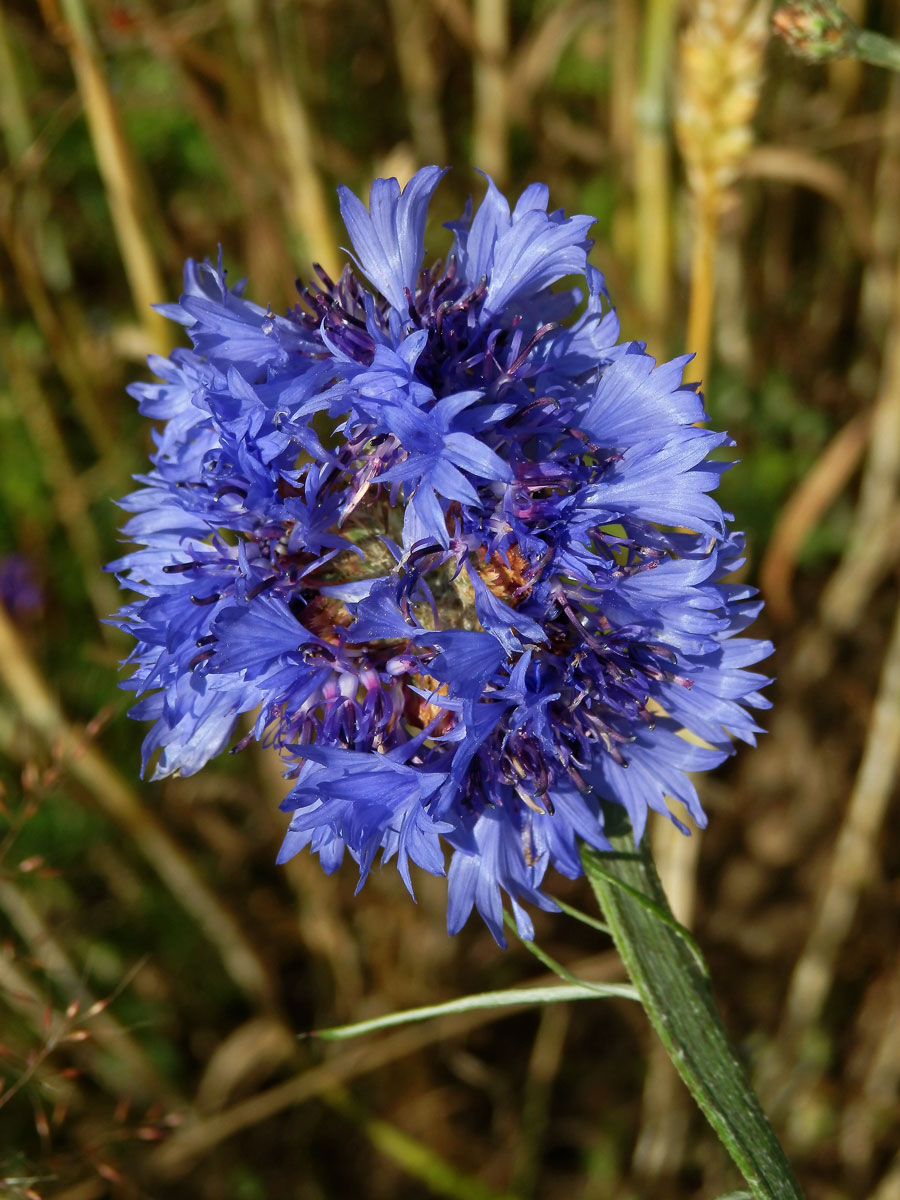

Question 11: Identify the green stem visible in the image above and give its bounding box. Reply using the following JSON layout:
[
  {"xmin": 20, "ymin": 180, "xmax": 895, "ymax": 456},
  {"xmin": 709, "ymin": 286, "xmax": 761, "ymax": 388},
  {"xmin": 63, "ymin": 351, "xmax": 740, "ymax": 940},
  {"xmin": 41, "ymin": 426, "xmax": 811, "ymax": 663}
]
[
  {"xmin": 856, "ymin": 29, "xmax": 900, "ymax": 73},
  {"xmin": 581, "ymin": 809, "xmax": 804, "ymax": 1200}
]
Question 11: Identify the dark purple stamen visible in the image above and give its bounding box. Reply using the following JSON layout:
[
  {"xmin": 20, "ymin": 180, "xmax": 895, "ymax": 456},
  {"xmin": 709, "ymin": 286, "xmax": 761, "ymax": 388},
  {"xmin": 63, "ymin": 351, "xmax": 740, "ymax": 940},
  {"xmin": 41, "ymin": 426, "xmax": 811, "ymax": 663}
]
[{"xmin": 247, "ymin": 575, "xmax": 278, "ymax": 600}]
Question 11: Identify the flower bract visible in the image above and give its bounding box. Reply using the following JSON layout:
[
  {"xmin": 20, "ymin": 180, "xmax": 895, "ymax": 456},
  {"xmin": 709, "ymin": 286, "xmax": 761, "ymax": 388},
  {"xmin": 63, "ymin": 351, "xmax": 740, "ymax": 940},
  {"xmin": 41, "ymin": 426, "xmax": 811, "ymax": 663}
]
[{"xmin": 109, "ymin": 167, "xmax": 772, "ymax": 944}]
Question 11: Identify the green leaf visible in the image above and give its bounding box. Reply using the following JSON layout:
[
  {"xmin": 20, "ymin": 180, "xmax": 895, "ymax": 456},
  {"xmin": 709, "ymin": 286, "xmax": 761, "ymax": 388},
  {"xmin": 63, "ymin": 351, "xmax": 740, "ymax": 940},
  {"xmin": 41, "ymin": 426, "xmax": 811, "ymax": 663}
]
[
  {"xmin": 582, "ymin": 808, "xmax": 805, "ymax": 1200},
  {"xmin": 547, "ymin": 894, "xmax": 612, "ymax": 936},
  {"xmin": 306, "ymin": 980, "xmax": 639, "ymax": 1042},
  {"xmin": 502, "ymin": 911, "xmax": 618, "ymax": 994},
  {"xmin": 580, "ymin": 850, "xmax": 709, "ymax": 976}
]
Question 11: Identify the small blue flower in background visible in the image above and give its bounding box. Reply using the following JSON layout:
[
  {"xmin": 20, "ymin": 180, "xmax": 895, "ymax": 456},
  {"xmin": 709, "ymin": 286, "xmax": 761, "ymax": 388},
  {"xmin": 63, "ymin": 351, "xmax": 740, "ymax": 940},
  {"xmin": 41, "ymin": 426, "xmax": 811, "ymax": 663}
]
[
  {"xmin": 109, "ymin": 168, "xmax": 772, "ymax": 944},
  {"xmin": 0, "ymin": 554, "xmax": 43, "ymax": 622}
]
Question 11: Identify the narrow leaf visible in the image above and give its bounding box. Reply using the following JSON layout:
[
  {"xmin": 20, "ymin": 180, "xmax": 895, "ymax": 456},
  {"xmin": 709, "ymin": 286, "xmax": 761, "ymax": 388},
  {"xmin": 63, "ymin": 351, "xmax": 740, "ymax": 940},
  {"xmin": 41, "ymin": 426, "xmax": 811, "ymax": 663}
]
[
  {"xmin": 584, "ymin": 852, "xmax": 709, "ymax": 977},
  {"xmin": 306, "ymin": 981, "xmax": 639, "ymax": 1042},
  {"xmin": 503, "ymin": 911, "xmax": 618, "ymax": 994},
  {"xmin": 548, "ymin": 895, "xmax": 612, "ymax": 935},
  {"xmin": 582, "ymin": 807, "xmax": 804, "ymax": 1200}
]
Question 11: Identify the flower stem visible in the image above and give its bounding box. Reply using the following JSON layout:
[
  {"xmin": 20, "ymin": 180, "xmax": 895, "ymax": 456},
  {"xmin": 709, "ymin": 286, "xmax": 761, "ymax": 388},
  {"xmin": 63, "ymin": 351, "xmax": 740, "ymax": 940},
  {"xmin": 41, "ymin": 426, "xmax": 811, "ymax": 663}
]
[
  {"xmin": 855, "ymin": 28, "xmax": 900, "ymax": 73},
  {"xmin": 581, "ymin": 810, "xmax": 804, "ymax": 1200}
]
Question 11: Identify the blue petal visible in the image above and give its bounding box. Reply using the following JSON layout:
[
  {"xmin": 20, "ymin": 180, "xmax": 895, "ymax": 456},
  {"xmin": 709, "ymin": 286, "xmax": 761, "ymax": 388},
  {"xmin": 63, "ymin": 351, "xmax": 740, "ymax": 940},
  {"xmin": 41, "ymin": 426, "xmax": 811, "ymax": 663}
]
[
  {"xmin": 338, "ymin": 167, "xmax": 447, "ymax": 311},
  {"xmin": 426, "ymin": 630, "xmax": 506, "ymax": 699}
]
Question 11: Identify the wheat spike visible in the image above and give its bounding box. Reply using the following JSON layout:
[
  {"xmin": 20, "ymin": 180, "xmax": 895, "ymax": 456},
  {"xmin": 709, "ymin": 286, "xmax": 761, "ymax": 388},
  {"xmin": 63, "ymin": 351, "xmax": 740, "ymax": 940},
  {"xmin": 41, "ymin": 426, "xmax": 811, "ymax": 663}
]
[{"xmin": 676, "ymin": 0, "xmax": 769, "ymax": 214}]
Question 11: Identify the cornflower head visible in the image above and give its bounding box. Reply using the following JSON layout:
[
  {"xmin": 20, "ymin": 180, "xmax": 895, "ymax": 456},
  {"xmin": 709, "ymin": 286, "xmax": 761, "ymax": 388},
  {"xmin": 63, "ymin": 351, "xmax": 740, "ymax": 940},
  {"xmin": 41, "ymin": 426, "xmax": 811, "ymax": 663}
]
[{"xmin": 109, "ymin": 168, "xmax": 771, "ymax": 944}]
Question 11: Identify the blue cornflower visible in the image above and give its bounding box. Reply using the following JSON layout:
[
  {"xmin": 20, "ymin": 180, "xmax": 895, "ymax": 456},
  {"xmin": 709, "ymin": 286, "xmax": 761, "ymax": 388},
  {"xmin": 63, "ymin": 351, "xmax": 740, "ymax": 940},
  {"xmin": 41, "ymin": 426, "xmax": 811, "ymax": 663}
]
[{"xmin": 109, "ymin": 168, "xmax": 771, "ymax": 944}]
